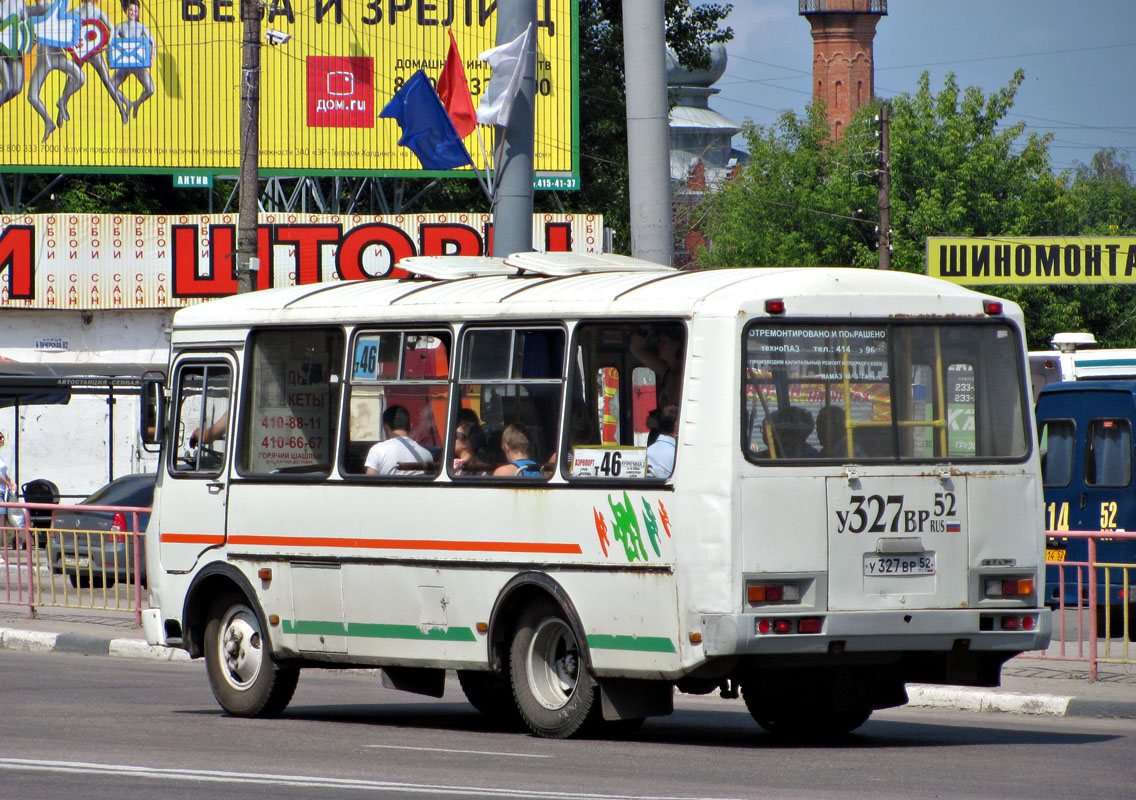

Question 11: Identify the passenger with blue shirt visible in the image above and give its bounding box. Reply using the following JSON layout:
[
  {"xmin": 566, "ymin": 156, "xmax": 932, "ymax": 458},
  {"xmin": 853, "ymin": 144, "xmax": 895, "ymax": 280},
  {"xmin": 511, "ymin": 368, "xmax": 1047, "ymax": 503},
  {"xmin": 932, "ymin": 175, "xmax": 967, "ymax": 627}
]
[
  {"xmin": 495, "ymin": 425, "xmax": 543, "ymax": 477},
  {"xmin": 647, "ymin": 405, "xmax": 678, "ymax": 478}
]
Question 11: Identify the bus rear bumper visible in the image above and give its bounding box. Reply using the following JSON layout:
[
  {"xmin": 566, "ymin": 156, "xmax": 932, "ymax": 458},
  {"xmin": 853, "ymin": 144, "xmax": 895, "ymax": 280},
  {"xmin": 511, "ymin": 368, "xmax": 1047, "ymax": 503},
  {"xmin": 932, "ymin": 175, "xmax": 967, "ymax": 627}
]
[{"xmin": 701, "ymin": 607, "xmax": 1052, "ymax": 657}]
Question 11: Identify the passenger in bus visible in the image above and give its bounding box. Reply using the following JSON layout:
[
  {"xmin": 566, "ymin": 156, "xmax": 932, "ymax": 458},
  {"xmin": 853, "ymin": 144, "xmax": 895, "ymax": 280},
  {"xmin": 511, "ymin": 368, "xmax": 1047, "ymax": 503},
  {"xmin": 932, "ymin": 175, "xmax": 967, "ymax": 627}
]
[
  {"xmin": 494, "ymin": 424, "xmax": 543, "ymax": 477},
  {"xmin": 365, "ymin": 405, "xmax": 433, "ymax": 476},
  {"xmin": 756, "ymin": 406, "xmax": 818, "ymax": 459},
  {"xmin": 630, "ymin": 324, "xmax": 684, "ymax": 409},
  {"xmin": 815, "ymin": 405, "xmax": 864, "ymax": 459},
  {"xmin": 190, "ymin": 411, "xmax": 228, "ymax": 448},
  {"xmin": 646, "ymin": 405, "xmax": 678, "ymax": 478},
  {"xmin": 453, "ymin": 418, "xmax": 490, "ymax": 476}
]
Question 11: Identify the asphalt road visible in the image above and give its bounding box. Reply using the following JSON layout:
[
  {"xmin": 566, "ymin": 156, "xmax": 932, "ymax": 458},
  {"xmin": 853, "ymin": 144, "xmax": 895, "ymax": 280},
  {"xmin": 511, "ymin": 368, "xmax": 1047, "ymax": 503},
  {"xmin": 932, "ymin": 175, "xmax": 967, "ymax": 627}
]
[{"xmin": 2, "ymin": 651, "xmax": 1135, "ymax": 800}]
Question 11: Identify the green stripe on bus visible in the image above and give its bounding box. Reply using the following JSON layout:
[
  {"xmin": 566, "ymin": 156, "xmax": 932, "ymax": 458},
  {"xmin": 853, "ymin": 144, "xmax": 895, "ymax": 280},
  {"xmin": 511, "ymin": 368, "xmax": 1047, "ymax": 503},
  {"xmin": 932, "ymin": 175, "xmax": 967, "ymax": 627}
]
[
  {"xmin": 587, "ymin": 634, "xmax": 676, "ymax": 653},
  {"xmin": 1074, "ymin": 358, "xmax": 1136, "ymax": 367},
  {"xmin": 283, "ymin": 620, "xmax": 477, "ymax": 642}
]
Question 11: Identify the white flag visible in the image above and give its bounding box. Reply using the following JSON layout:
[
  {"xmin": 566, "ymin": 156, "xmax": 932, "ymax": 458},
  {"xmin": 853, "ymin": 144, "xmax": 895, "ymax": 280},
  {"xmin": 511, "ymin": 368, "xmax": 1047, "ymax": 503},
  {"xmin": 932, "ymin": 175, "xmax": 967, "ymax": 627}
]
[{"xmin": 475, "ymin": 23, "xmax": 533, "ymax": 128}]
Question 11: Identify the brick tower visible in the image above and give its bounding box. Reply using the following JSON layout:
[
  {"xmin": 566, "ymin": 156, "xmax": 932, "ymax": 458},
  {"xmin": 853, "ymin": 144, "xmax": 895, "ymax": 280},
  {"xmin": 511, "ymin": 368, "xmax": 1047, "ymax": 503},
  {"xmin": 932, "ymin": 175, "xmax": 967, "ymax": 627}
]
[{"xmin": 800, "ymin": 0, "xmax": 887, "ymax": 139}]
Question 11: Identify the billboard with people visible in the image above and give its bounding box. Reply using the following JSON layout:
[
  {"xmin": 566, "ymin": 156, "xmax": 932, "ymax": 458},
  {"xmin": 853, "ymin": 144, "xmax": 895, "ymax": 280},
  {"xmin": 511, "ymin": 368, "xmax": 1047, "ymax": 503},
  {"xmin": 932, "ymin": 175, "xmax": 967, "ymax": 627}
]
[{"xmin": 0, "ymin": 0, "xmax": 577, "ymax": 183}]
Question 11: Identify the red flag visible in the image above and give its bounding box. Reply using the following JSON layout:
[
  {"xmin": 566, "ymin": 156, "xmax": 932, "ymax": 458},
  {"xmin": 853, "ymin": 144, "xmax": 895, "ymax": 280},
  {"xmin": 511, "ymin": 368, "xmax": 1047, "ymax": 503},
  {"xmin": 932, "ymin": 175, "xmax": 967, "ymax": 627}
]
[{"xmin": 436, "ymin": 30, "xmax": 477, "ymax": 139}]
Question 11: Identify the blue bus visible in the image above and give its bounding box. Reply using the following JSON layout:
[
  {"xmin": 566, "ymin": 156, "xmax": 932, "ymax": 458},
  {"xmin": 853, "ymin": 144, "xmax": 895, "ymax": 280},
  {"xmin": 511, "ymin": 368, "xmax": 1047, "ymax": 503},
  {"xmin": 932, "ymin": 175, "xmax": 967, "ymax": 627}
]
[{"xmin": 1036, "ymin": 380, "xmax": 1136, "ymax": 638}]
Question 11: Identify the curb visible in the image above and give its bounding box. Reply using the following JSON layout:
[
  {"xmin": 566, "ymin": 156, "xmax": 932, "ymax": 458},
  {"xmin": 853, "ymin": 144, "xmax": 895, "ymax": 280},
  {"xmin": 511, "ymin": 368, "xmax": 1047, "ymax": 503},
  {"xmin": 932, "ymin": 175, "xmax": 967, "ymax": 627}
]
[
  {"xmin": 907, "ymin": 684, "xmax": 1136, "ymax": 719},
  {"xmin": 0, "ymin": 627, "xmax": 191, "ymax": 662}
]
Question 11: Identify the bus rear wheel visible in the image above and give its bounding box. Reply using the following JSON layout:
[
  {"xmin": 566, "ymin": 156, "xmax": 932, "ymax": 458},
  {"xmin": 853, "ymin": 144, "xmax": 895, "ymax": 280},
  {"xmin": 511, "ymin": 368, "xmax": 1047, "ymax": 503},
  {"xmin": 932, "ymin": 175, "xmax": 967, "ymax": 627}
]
[
  {"xmin": 509, "ymin": 600, "xmax": 599, "ymax": 738},
  {"xmin": 742, "ymin": 685, "xmax": 871, "ymax": 739},
  {"xmin": 204, "ymin": 592, "xmax": 298, "ymax": 718}
]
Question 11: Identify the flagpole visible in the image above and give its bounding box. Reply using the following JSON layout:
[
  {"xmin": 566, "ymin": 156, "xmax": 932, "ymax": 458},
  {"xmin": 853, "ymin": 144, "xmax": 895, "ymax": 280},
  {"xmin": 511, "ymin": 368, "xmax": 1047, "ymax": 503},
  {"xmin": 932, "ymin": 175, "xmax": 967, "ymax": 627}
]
[{"xmin": 474, "ymin": 128, "xmax": 496, "ymax": 200}]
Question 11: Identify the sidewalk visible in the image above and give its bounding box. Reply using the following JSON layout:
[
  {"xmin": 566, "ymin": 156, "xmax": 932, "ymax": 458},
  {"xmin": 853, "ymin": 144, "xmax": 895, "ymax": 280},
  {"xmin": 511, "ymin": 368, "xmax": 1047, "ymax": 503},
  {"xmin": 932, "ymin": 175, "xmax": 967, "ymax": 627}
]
[{"xmin": 2, "ymin": 604, "xmax": 1135, "ymax": 719}]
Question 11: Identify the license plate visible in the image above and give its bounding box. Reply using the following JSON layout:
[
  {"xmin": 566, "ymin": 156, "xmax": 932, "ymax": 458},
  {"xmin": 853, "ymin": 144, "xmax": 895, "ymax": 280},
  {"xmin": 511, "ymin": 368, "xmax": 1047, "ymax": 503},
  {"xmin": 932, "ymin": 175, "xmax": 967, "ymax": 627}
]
[
  {"xmin": 863, "ymin": 554, "xmax": 935, "ymax": 576},
  {"xmin": 63, "ymin": 556, "xmax": 89, "ymax": 569},
  {"xmin": 1045, "ymin": 548, "xmax": 1067, "ymax": 562}
]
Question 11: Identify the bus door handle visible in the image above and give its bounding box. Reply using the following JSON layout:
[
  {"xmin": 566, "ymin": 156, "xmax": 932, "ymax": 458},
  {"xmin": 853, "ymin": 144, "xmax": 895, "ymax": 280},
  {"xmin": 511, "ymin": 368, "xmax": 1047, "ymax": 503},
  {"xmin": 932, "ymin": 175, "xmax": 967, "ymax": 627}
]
[
  {"xmin": 206, "ymin": 481, "xmax": 226, "ymax": 494},
  {"xmin": 1080, "ymin": 493, "xmax": 1087, "ymax": 510}
]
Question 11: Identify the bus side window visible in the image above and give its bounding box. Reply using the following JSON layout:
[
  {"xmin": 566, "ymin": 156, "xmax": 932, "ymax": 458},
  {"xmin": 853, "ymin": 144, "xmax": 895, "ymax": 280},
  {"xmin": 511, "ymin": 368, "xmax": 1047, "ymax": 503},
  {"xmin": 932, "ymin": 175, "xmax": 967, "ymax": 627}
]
[
  {"xmin": 341, "ymin": 329, "xmax": 451, "ymax": 478},
  {"xmin": 1086, "ymin": 418, "xmax": 1131, "ymax": 488},
  {"xmin": 170, "ymin": 363, "xmax": 231, "ymax": 475},
  {"xmin": 565, "ymin": 321, "xmax": 684, "ymax": 480},
  {"xmin": 453, "ymin": 327, "xmax": 564, "ymax": 479},
  {"xmin": 237, "ymin": 328, "xmax": 344, "ymax": 478}
]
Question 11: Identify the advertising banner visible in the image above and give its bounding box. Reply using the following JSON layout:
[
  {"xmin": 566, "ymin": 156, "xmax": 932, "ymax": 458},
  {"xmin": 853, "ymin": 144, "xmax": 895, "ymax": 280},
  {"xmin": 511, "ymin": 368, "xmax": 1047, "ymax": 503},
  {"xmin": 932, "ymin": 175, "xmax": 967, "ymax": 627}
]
[
  {"xmin": 0, "ymin": 211, "xmax": 604, "ymax": 308},
  {"xmin": 0, "ymin": 0, "xmax": 577, "ymax": 185},
  {"xmin": 927, "ymin": 236, "xmax": 1136, "ymax": 285}
]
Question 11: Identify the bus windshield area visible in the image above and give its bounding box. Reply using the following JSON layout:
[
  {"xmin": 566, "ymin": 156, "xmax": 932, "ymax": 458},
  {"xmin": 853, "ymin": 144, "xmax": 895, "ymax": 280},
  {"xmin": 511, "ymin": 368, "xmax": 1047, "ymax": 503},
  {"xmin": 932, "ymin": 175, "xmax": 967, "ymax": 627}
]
[{"xmin": 743, "ymin": 322, "xmax": 1029, "ymax": 462}]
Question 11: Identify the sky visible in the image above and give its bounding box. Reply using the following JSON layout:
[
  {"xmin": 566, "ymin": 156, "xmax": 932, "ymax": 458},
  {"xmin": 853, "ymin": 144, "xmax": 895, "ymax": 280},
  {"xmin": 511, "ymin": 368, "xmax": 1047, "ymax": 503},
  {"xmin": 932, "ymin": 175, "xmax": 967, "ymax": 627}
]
[{"xmin": 711, "ymin": 0, "xmax": 1136, "ymax": 175}]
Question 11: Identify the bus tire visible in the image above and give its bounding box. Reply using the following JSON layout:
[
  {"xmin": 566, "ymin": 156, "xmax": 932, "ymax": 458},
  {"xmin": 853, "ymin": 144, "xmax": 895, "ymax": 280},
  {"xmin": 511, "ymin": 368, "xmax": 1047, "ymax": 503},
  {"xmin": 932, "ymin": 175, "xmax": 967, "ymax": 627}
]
[
  {"xmin": 457, "ymin": 670, "xmax": 524, "ymax": 728},
  {"xmin": 204, "ymin": 592, "xmax": 298, "ymax": 718},
  {"xmin": 742, "ymin": 685, "xmax": 871, "ymax": 739},
  {"xmin": 509, "ymin": 600, "xmax": 599, "ymax": 738}
]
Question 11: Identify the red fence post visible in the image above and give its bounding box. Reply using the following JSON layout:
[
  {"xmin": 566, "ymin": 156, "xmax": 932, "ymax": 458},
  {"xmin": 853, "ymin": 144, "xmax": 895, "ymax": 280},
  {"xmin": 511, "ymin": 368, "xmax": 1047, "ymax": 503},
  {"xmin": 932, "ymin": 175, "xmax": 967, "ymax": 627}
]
[
  {"xmin": 1088, "ymin": 535, "xmax": 1098, "ymax": 681},
  {"xmin": 132, "ymin": 511, "xmax": 142, "ymax": 628}
]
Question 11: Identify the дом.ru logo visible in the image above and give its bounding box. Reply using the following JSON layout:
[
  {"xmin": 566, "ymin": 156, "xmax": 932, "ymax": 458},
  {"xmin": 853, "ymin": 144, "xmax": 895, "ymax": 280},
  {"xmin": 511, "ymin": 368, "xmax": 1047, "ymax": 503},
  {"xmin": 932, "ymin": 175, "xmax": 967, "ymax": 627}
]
[{"xmin": 307, "ymin": 56, "xmax": 374, "ymax": 128}]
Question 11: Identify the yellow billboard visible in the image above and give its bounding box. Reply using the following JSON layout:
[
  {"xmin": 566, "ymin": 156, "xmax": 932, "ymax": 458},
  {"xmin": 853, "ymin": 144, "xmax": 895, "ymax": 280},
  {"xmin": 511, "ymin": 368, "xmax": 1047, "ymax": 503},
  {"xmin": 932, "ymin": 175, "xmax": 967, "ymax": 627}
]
[
  {"xmin": 928, "ymin": 237, "xmax": 1136, "ymax": 285},
  {"xmin": 0, "ymin": 0, "xmax": 577, "ymax": 183}
]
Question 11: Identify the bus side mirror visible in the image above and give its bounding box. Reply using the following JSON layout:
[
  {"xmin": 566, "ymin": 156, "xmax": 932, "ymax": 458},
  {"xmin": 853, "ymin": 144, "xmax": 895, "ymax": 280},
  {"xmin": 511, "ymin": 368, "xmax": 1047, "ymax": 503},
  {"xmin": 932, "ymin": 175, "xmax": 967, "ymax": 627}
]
[{"xmin": 140, "ymin": 373, "xmax": 166, "ymax": 448}]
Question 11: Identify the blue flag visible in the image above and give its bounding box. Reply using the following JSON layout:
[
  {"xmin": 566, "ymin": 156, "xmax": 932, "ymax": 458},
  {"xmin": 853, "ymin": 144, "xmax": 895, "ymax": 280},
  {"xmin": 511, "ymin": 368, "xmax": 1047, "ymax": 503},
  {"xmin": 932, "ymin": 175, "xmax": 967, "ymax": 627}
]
[{"xmin": 379, "ymin": 70, "xmax": 471, "ymax": 171}]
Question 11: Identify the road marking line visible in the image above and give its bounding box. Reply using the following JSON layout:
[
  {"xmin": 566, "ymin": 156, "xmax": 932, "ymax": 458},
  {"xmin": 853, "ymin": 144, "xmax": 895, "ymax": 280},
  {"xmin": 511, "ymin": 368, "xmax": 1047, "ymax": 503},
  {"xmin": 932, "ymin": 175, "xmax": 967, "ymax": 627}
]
[
  {"xmin": 363, "ymin": 744, "xmax": 552, "ymax": 758},
  {"xmin": 0, "ymin": 758, "xmax": 749, "ymax": 800}
]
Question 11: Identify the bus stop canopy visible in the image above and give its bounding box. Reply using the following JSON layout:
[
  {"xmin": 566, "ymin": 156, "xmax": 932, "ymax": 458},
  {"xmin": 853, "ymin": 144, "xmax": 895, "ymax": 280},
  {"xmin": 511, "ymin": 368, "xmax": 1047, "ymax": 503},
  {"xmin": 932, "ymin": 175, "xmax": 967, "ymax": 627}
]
[
  {"xmin": 0, "ymin": 361, "xmax": 158, "ymax": 408},
  {"xmin": 0, "ymin": 361, "xmax": 164, "ymax": 493}
]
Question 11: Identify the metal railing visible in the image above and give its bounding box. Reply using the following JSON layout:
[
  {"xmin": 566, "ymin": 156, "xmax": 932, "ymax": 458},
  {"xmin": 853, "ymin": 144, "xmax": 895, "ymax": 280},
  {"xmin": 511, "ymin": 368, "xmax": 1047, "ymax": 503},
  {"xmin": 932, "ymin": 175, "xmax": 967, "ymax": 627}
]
[
  {"xmin": 1, "ymin": 500, "xmax": 148, "ymax": 627},
  {"xmin": 1019, "ymin": 530, "xmax": 1136, "ymax": 679}
]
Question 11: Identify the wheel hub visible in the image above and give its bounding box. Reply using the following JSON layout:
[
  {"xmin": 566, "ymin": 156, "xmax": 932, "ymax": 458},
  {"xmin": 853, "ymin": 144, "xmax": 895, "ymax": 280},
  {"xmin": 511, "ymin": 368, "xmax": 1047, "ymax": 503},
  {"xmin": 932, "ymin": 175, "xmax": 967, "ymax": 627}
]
[
  {"xmin": 220, "ymin": 610, "xmax": 263, "ymax": 689},
  {"xmin": 527, "ymin": 618, "xmax": 580, "ymax": 711}
]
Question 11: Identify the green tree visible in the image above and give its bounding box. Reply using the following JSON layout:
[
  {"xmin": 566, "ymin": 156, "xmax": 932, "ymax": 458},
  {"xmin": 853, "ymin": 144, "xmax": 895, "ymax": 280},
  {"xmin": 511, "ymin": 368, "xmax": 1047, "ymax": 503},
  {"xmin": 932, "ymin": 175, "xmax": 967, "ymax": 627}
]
[
  {"xmin": 700, "ymin": 70, "xmax": 1073, "ymax": 275},
  {"xmin": 1002, "ymin": 147, "xmax": 1136, "ymax": 348},
  {"xmin": 697, "ymin": 102, "xmax": 877, "ymax": 268}
]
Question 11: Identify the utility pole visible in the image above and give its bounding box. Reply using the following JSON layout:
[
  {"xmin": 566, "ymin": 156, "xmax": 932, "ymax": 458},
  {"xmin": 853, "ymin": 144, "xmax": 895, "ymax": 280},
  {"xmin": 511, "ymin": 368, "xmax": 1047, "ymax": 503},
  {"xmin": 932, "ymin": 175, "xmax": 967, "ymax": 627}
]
[
  {"xmin": 876, "ymin": 103, "xmax": 891, "ymax": 270},
  {"xmin": 622, "ymin": 0, "xmax": 673, "ymax": 266},
  {"xmin": 236, "ymin": 0, "xmax": 262, "ymax": 293}
]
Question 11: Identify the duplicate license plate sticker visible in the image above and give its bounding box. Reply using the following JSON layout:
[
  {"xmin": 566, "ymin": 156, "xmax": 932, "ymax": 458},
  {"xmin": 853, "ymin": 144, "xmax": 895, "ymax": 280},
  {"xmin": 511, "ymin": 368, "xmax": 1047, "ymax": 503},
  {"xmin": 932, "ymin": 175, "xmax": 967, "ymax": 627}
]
[{"xmin": 863, "ymin": 553, "xmax": 935, "ymax": 576}]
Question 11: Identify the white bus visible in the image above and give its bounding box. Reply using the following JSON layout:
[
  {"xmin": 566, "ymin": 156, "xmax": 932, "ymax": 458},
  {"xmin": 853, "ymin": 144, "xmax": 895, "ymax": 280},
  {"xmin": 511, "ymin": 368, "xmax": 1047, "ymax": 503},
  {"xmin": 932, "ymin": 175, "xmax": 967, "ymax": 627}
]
[
  {"xmin": 141, "ymin": 254, "xmax": 1050, "ymax": 739},
  {"xmin": 1029, "ymin": 331, "xmax": 1136, "ymax": 402}
]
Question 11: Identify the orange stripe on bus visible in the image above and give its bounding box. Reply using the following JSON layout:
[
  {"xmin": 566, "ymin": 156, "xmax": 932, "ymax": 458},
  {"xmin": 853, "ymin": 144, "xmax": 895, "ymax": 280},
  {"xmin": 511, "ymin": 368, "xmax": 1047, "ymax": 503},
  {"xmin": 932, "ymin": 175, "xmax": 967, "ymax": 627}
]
[
  {"xmin": 160, "ymin": 533, "xmax": 226, "ymax": 544},
  {"xmin": 160, "ymin": 532, "xmax": 581, "ymax": 555}
]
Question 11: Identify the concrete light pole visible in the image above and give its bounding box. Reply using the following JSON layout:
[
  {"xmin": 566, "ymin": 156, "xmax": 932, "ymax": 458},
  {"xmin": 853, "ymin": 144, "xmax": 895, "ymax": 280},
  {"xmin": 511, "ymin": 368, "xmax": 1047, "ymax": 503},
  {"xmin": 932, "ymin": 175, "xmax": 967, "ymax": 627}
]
[
  {"xmin": 622, "ymin": 0, "xmax": 673, "ymax": 266},
  {"xmin": 489, "ymin": 0, "xmax": 538, "ymax": 257}
]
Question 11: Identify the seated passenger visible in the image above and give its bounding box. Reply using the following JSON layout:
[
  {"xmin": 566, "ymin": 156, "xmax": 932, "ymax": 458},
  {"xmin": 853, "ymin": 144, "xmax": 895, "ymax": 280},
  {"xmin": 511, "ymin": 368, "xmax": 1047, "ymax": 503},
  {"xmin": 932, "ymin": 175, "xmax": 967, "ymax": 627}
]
[
  {"xmin": 453, "ymin": 419, "xmax": 490, "ymax": 475},
  {"xmin": 365, "ymin": 405, "xmax": 433, "ymax": 476},
  {"xmin": 815, "ymin": 405, "xmax": 865, "ymax": 459},
  {"xmin": 647, "ymin": 405, "xmax": 678, "ymax": 478},
  {"xmin": 755, "ymin": 406, "xmax": 819, "ymax": 459},
  {"xmin": 494, "ymin": 424, "xmax": 543, "ymax": 477}
]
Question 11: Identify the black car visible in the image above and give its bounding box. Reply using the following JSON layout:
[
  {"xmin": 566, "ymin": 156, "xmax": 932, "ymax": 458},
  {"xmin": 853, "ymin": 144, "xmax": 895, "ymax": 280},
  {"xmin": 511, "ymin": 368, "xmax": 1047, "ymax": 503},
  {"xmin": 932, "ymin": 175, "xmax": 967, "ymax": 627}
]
[{"xmin": 48, "ymin": 474, "xmax": 156, "ymax": 588}]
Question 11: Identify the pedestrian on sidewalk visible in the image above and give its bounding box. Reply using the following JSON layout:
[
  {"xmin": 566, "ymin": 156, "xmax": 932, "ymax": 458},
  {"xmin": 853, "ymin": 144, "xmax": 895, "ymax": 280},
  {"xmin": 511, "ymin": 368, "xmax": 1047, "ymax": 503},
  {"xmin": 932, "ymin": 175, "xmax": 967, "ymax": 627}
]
[{"xmin": 0, "ymin": 430, "xmax": 15, "ymax": 499}]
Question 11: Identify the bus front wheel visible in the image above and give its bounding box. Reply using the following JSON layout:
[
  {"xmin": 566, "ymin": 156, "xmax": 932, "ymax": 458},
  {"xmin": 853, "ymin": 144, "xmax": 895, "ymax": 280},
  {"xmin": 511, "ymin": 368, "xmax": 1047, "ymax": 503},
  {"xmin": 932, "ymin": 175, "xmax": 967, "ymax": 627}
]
[
  {"xmin": 509, "ymin": 600, "xmax": 599, "ymax": 738},
  {"xmin": 204, "ymin": 592, "xmax": 298, "ymax": 718}
]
